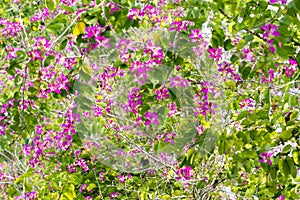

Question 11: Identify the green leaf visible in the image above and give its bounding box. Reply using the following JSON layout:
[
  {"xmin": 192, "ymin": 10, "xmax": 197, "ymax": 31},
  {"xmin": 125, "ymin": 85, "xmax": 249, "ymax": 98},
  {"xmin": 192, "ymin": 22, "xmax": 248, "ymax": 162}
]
[
  {"xmin": 281, "ymin": 145, "xmax": 292, "ymax": 154},
  {"xmin": 237, "ymin": 110, "xmax": 250, "ymax": 120},
  {"xmin": 6, "ymin": 186, "xmax": 19, "ymax": 197},
  {"xmin": 59, "ymin": 39, "xmax": 68, "ymax": 50},
  {"xmin": 61, "ymin": 5, "xmax": 75, "ymax": 13},
  {"xmin": 46, "ymin": 23, "xmax": 62, "ymax": 36},
  {"xmin": 286, "ymin": 157, "xmax": 297, "ymax": 178},
  {"xmin": 243, "ymin": 35, "xmax": 254, "ymax": 43},
  {"xmin": 224, "ymin": 39, "xmax": 235, "ymax": 50},
  {"xmin": 63, "ymin": 184, "xmax": 76, "ymax": 200},
  {"xmin": 241, "ymin": 67, "xmax": 251, "ymax": 80},
  {"xmin": 279, "ymin": 130, "xmax": 292, "ymax": 140},
  {"xmin": 44, "ymin": 55, "xmax": 55, "ymax": 67},
  {"xmin": 230, "ymin": 55, "xmax": 239, "ymax": 63},
  {"xmin": 87, "ymin": 183, "xmax": 96, "ymax": 191},
  {"xmin": 46, "ymin": 0, "xmax": 57, "ymax": 11},
  {"xmin": 53, "ymin": 14, "xmax": 69, "ymax": 24},
  {"xmin": 279, "ymin": 158, "xmax": 290, "ymax": 179},
  {"xmin": 239, "ymin": 150, "xmax": 257, "ymax": 159},
  {"xmin": 82, "ymin": 64, "xmax": 92, "ymax": 77},
  {"xmin": 292, "ymin": 150, "xmax": 299, "ymax": 166},
  {"xmin": 186, "ymin": 148, "xmax": 195, "ymax": 160},
  {"xmin": 277, "ymin": 47, "xmax": 288, "ymax": 59}
]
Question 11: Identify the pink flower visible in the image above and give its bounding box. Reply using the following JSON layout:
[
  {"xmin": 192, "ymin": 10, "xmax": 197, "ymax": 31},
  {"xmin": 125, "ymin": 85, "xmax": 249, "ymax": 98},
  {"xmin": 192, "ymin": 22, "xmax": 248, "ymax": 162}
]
[
  {"xmin": 128, "ymin": 8, "xmax": 140, "ymax": 21},
  {"xmin": 106, "ymin": 2, "xmax": 120, "ymax": 14},
  {"xmin": 259, "ymin": 152, "xmax": 273, "ymax": 165},
  {"xmin": 239, "ymin": 98, "xmax": 254, "ymax": 108},
  {"xmin": 169, "ymin": 76, "xmax": 190, "ymax": 88},
  {"xmin": 261, "ymin": 24, "xmax": 280, "ymax": 38},
  {"xmin": 110, "ymin": 192, "xmax": 120, "ymax": 200},
  {"xmin": 289, "ymin": 59, "xmax": 298, "ymax": 66},
  {"xmin": 164, "ymin": 132, "xmax": 176, "ymax": 145},
  {"xmin": 28, "ymin": 49, "xmax": 43, "ymax": 61},
  {"xmin": 276, "ymin": 195, "xmax": 284, "ymax": 200},
  {"xmin": 156, "ymin": 85, "xmax": 169, "ymax": 100},
  {"xmin": 144, "ymin": 111, "xmax": 159, "ymax": 125},
  {"xmin": 169, "ymin": 20, "xmax": 191, "ymax": 32},
  {"xmin": 189, "ymin": 29, "xmax": 203, "ymax": 42},
  {"xmin": 197, "ymin": 125, "xmax": 205, "ymax": 135},
  {"xmin": 208, "ymin": 48, "xmax": 222, "ymax": 61},
  {"xmin": 167, "ymin": 102, "xmax": 178, "ymax": 117},
  {"xmin": 118, "ymin": 174, "xmax": 125, "ymax": 183},
  {"xmin": 242, "ymin": 48, "xmax": 255, "ymax": 62},
  {"xmin": 175, "ymin": 166, "xmax": 193, "ymax": 180},
  {"xmin": 270, "ymin": 0, "xmax": 286, "ymax": 5},
  {"xmin": 126, "ymin": 87, "xmax": 143, "ymax": 114}
]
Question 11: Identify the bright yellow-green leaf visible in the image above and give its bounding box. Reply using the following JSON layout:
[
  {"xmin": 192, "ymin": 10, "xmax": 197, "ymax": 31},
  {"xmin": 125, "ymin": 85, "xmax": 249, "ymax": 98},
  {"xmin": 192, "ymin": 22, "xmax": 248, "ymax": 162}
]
[
  {"xmin": 82, "ymin": 64, "xmax": 92, "ymax": 76},
  {"xmin": 73, "ymin": 22, "xmax": 86, "ymax": 38},
  {"xmin": 292, "ymin": 150, "xmax": 299, "ymax": 165}
]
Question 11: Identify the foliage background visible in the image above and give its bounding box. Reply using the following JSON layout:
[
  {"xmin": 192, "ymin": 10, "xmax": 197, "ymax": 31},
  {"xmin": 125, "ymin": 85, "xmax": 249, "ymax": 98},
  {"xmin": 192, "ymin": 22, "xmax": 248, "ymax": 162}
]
[{"xmin": 0, "ymin": 0, "xmax": 299, "ymax": 199}]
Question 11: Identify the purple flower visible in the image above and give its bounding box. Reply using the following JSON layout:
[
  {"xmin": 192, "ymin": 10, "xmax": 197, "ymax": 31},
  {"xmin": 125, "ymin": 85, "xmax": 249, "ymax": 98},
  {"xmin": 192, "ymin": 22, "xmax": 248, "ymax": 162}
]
[
  {"xmin": 270, "ymin": 0, "xmax": 286, "ymax": 5},
  {"xmin": 259, "ymin": 152, "xmax": 273, "ymax": 165},
  {"xmin": 130, "ymin": 60, "xmax": 152, "ymax": 84},
  {"xmin": 169, "ymin": 76, "xmax": 190, "ymax": 88},
  {"xmin": 128, "ymin": 8, "xmax": 140, "ymax": 21},
  {"xmin": 189, "ymin": 29, "xmax": 203, "ymax": 42},
  {"xmin": 197, "ymin": 125, "xmax": 205, "ymax": 135},
  {"xmin": 126, "ymin": 87, "xmax": 143, "ymax": 114},
  {"xmin": 208, "ymin": 48, "xmax": 222, "ymax": 61},
  {"xmin": 28, "ymin": 49, "xmax": 43, "ymax": 61},
  {"xmin": 267, "ymin": 39, "xmax": 276, "ymax": 53},
  {"xmin": 289, "ymin": 59, "xmax": 298, "ymax": 66},
  {"xmin": 83, "ymin": 25, "xmax": 106, "ymax": 39},
  {"xmin": 164, "ymin": 132, "xmax": 176, "ymax": 145},
  {"xmin": 144, "ymin": 111, "xmax": 159, "ymax": 125},
  {"xmin": 242, "ymin": 48, "xmax": 255, "ymax": 62},
  {"xmin": 118, "ymin": 174, "xmax": 125, "ymax": 183},
  {"xmin": 169, "ymin": 20, "xmax": 191, "ymax": 32},
  {"xmin": 167, "ymin": 102, "xmax": 178, "ymax": 117},
  {"xmin": 276, "ymin": 194, "xmax": 284, "ymax": 200},
  {"xmin": 110, "ymin": 192, "xmax": 120, "ymax": 200},
  {"xmin": 156, "ymin": 85, "xmax": 169, "ymax": 100},
  {"xmin": 239, "ymin": 98, "xmax": 254, "ymax": 108},
  {"xmin": 107, "ymin": 2, "xmax": 120, "ymax": 14},
  {"xmin": 261, "ymin": 24, "xmax": 280, "ymax": 38},
  {"xmin": 175, "ymin": 166, "xmax": 193, "ymax": 180}
]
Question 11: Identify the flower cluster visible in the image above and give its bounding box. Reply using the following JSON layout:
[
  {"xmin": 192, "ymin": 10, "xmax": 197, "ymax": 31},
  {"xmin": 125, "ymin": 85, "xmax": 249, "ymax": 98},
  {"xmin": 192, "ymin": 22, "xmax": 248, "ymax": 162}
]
[
  {"xmin": 164, "ymin": 132, "xmax": 176, "ymax": 145},
  {"xmin": 285, "ymin": 59, "xmax": 298, "ymax": 77},
  {"xmin": 82, "ymin": 25, "xmax": 110, "ymax": 52},
  {"xmin": 144, "ymin": 111, "xmax": 159, "ymax": 125},
  {"xmin": 218, "ymin": 62, "xmax": 241, "ymax": 81},
  {"xmin": 190, "ymin": 29, "xmax": 208, "ymax": 57},
  {"xmin": 167, "ymin": 102, "xmax": 178, "ymax": 117},
  {"xmin": 15, "ymin": 191, "xmax": 38, "ymax": 200},
  {"xmin": 261, "ymin": 24, "xmax": 280, "ymax": 53},
  {"xmin": 129, "ymin": 60, "xmax": 153, "ymax": 84},
  {"xmin": 30, "ymin": 7, "xmax": 49, "ymax": 22},
  {"xmin": 126, "ymin": 87, "xmax": 143, "ymax": 114},
  {"xmin": 194, "ymin": 81, "xmax": 217, "ymax": 116},
  {"xmin": 156, "ymin": 84, "xmax": 169, "ymax": 100},
  {"xmin": 175, "ymin": 166, "xmax": 193, "ymax": 180},
  {"xmin": 169, "ymin": 76, "xmax": 190, "ymax": 88},
  {"xmin": 0, "ymin": 18, "xmax": 23, "ymax": 38},
  {"xmin": 208, "ymin": 48, "xmax": 222, "ymax": 61}
]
